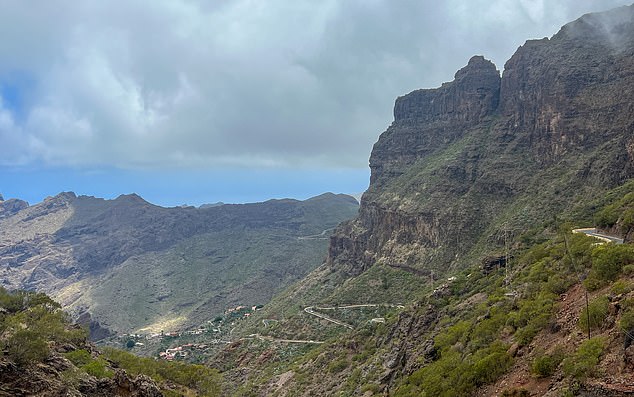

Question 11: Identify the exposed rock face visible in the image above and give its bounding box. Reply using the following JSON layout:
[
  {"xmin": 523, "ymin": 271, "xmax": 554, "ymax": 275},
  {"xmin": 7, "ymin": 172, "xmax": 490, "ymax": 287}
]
[
  {"xmin": 370, "ymin": 55, "xmax": 500, "ymax": 186},
  {"xmin": 0, "ymin": 198, "xmax": 28, "ymax": 219},
  {"xmin": 500, "ymin": 8, "xmax": 634, "ymax": 178},
  {"xmin": 0, "ymin": 356, "xmax": 162, "ymax": 397},
  {"xmin": 328, "ymin": 5, "xmax": 634, "ymax": 277}
]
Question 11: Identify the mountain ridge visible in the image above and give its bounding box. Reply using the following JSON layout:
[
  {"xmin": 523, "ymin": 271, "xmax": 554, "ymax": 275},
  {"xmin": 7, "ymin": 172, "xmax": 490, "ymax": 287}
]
[{"xmin": 0, "ymin": 190, "xmax": 359, "ymax": 337}]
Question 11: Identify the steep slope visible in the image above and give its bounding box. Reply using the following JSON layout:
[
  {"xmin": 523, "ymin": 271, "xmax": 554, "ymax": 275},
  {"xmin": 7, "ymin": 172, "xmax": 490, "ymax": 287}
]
[
  {"xmin": 0, "ymin": 192, "xmax": 358, "ymax": 335},
  {"xmin": 328, "ymin": 3, "xmax": 634, "ymax": 286},
  {"xmin": 214, "ymin": 5, "xmax": 634, "ymax": 396}
]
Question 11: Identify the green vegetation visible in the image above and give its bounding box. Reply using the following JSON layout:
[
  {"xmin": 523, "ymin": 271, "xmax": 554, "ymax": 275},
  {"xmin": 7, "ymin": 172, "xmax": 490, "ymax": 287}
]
[
  {"xmin": 0, "ymin": 288, "xmax": 222, "ymax": 395},
  {"xmin": 103, "ymin": 348, "xmax": 222, "ymax": 396},
  {"xmin": 218, "ymin": 179, "xmax": 634, "ymax": 396},
  {"xmin": 562, "ymin": 337, "xmax": 604, "ymax": 379},
  {"xmin": 396, "ymin": 341, "xmax": 512, "ymax": 397},
  {"xmin": 531, "ymin": 348, "xmax": 564, "ymax": 378},
  {"xmin": 0, "ymin": 288, "xmax": 86, "ymax": 366},
  {"xmin": 594, "ymin": 185, "xmax": 634, "ymax": 233},
  {"xmin": 620, "ymin": 298, "xmax": 634, "ymax": 335},
  {"xmin": 585, "ymin": 244, "xmax": 634, "ymax": 290},
  {"xmin": 578, "ymin": 296, "xmax": 609, "ymax": 333},
  {"xmin": 65, "ymin": 349, "xmax": 114, "ymax": 379}
]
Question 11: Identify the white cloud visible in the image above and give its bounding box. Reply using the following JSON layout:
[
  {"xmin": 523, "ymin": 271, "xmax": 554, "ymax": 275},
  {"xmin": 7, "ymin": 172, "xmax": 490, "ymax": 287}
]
[{"xmin": 0, "ymin": 0, "xmax": 630, "ymax": 169}]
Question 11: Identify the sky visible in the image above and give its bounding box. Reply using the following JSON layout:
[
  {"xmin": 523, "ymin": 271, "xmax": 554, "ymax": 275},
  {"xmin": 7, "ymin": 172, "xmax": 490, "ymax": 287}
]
[{"xmin": 0, "ymin": 0, "xmax": 631, "ymax": 206}]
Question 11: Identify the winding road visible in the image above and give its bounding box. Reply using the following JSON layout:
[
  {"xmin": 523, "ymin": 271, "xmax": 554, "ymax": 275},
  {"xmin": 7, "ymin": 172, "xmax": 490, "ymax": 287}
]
[
  {"xmin": 297, "ymin": 228, "xmax": 335, "ymax": 240},
  {"xmin": 303, "ymin": 304, "xmax": 404, "ymax": 329},
  {"xmin": 572, "ymin": 228, "xmax": 624, "ymax": 244}
]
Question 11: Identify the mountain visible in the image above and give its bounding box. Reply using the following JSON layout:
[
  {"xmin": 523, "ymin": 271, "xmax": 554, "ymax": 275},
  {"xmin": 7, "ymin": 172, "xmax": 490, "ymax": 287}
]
[
  {"xmin": 0, "ymin": 191, "xmax": 358, "ymax": 337},
  {"xmin": 213, "ymin": 5, "xmax": 634, "ymax": 396}
]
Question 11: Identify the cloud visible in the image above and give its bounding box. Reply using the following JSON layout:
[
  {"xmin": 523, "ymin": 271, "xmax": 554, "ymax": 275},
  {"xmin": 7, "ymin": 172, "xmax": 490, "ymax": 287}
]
[{"xmin": 0, "ymin": 0, "xmax": 630, "ymax": 169}]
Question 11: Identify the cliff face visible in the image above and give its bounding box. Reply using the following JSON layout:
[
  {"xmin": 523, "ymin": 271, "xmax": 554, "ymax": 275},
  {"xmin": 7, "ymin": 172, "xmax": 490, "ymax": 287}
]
[
  {"xmin": 370, "ymin": 55, "xmax": 501, "ymax": 186},
  {"xmin": 329, "ymin": 5, "xmax": 634, "ymax": 277}
]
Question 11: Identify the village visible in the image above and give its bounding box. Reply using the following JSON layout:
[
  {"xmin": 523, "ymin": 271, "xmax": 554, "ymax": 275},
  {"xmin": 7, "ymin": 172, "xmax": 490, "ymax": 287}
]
[{"xmin": 115, "ymin": 304, "xmax": 264, "ymax": 362}]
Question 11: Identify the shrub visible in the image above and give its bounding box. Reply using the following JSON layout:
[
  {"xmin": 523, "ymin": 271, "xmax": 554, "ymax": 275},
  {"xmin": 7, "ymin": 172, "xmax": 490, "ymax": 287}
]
[
  {"xmin": 562, "ymin": 337, "xmax": 604, "ymax": 379},
  {"xmin": 578, "ymin": 296, "xmax": 609, "ymax": 333},
  {"xmin": 5, "ymin": 329, "xmax": 49, "ymax": 366},
  {"xmin": 501, "ymin": 388, "xmax": 530, "ymax": 397},
  {"xmin": 83, "ymin": 359, "xmax": 114, "ymax": 379},
  {"xmin": 620, "ymin": 309, "xmax": 634, "ymax": 334},
  {"xmin": 102, "ymin": 348, "xmax": 222, "ymax": 396},
  {"xmin": 611, "ymin": 280, "xmax": 633, "ymax": 295},
  {"xmin": 327, "ymin": 358, "xmax": 349, "ymax": 373},
  {"xmin": 531, "ymin": 349, "xmax": 563, "ymax": 378},
  {"xmin": 585, "ymin": 245, "xmax": 634, "ymax": 290},
  {"xmin": 511, "ymin": 291, "xmax": 556, "ymax": 346},
  {"xmin": 65, "ymin": 349, "xmax": 92, "ymax": 366}
]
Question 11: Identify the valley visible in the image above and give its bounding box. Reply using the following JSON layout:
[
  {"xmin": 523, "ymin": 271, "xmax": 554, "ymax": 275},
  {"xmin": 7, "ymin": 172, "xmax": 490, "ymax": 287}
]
[{"xmin": 2, "ymin": 3, "xmax": 634, "ymax": 397}]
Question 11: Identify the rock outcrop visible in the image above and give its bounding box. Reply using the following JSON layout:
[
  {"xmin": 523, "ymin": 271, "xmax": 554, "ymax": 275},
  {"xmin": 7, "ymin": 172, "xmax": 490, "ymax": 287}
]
[
  {"xmin": 328, "ymin": 4, "xmax": 634, "ymax": 278},
  {"xmin": 0, "ymin": 358, "xmax": 162, "ymax": 397},
  {"xmin": 0, "ymin": 198, "xmax": 28, "ymax": 219}
]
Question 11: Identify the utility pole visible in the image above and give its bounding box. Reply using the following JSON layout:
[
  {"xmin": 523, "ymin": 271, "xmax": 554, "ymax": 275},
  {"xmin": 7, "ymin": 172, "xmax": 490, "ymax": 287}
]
[
  {"xmin": 504, "ymin": 226, "xmax": 509, "ymax": 287},
  {"xmin": 563, "ymin": 228, "xmax": 591, "ymax": 340}
]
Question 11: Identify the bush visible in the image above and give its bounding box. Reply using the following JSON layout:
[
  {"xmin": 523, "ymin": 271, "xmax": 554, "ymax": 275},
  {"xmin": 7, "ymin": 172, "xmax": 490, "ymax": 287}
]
[
  {"xmin": 5, "ymin": 329, "xmax": 49, "ymax": 366},
  {"xmin": 611, "ymin": 280, "xmax": 633, "ymax": 295},
  {"xmin": 501, "ymin": 389, "xmax": 530, "ymax": 397},
  {"xmin": 102, "ymin": 348, "xmax": 222, "ymax": 396},
  {"xmin": 327, "ymin": 358, "xmax": 349, "ymax": 373},
  {"xmin": 65, "ymin": 349, "xmax": 113, "ymax": 379},
  {"xmin": 511, "ymin": 291, "xmax": 556, "ymax": 346},
  {"xmin": 585, "ymin": 245, "xmax": 634, "ymax": 290},
  {"xmin": 578, "ymin": 296, "xmax": 609, "ymax": 333},
  {"xmin": 65, "ymin": 349, "xmax": 92, "ymax": 366},
  {"xmin": 82, "ymin": 359, "xmax": 114, "ymax": 379},
  {"xmin": 620, "ymin": 310, "xmax": 634, "ymax": 334},
  {"xmin": 531, "ymin": 349, "xmax": 563, "ymax": 378},
  {"xmin": 562, "ymin": 337, "xmax": 604, "ymax": 379}
]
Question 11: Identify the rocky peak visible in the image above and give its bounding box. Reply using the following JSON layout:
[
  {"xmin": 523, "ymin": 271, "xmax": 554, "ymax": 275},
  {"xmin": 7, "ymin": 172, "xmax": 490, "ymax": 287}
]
[
  {"xmin": 556, "ymin": 4, "xmax": 634, "ymax": 49},
  {"xmin": 0, "ymin": 193, "xmax": 4, "ymax": 201},
  {"xmin": 369, "ymin": 56, "xmax": 500, "ymax": 186},
  {"xmin": 0, "ymin": 198, "xmax": 29, "ymax": 219},
  {"xmin": 46, "ymin": 191, "xmax": 77, "ymax": 203},
  {"xmin": 393, "ymin": 55, "xmax": 500, "ymax": 124},
  {"xmin": 499, "ymin": 3, "xmax": 634, "ymax": 175}
]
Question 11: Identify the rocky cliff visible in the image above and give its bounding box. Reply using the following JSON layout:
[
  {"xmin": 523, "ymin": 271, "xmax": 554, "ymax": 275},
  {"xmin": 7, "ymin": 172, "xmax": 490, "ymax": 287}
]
[{"xmin": 328, "ymin": 4, "xmax": 634, "ymax": 279}]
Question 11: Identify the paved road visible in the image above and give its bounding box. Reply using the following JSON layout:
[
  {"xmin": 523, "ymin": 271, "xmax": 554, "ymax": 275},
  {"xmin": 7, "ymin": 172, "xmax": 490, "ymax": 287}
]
[
  {"xmin": 298, "ymin": 228, "xmax": 335, "ymax": 240},
  {"xmin": 303, "ymin": 304, "xmax": 404, "ymax": 329},
  {"xmin": 572, "ymin": 228, "xmax": 624, "ymax": 244},
  {"xmin": 304, "ymin": 306, "xmax": 354, "ymax": 329}
]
